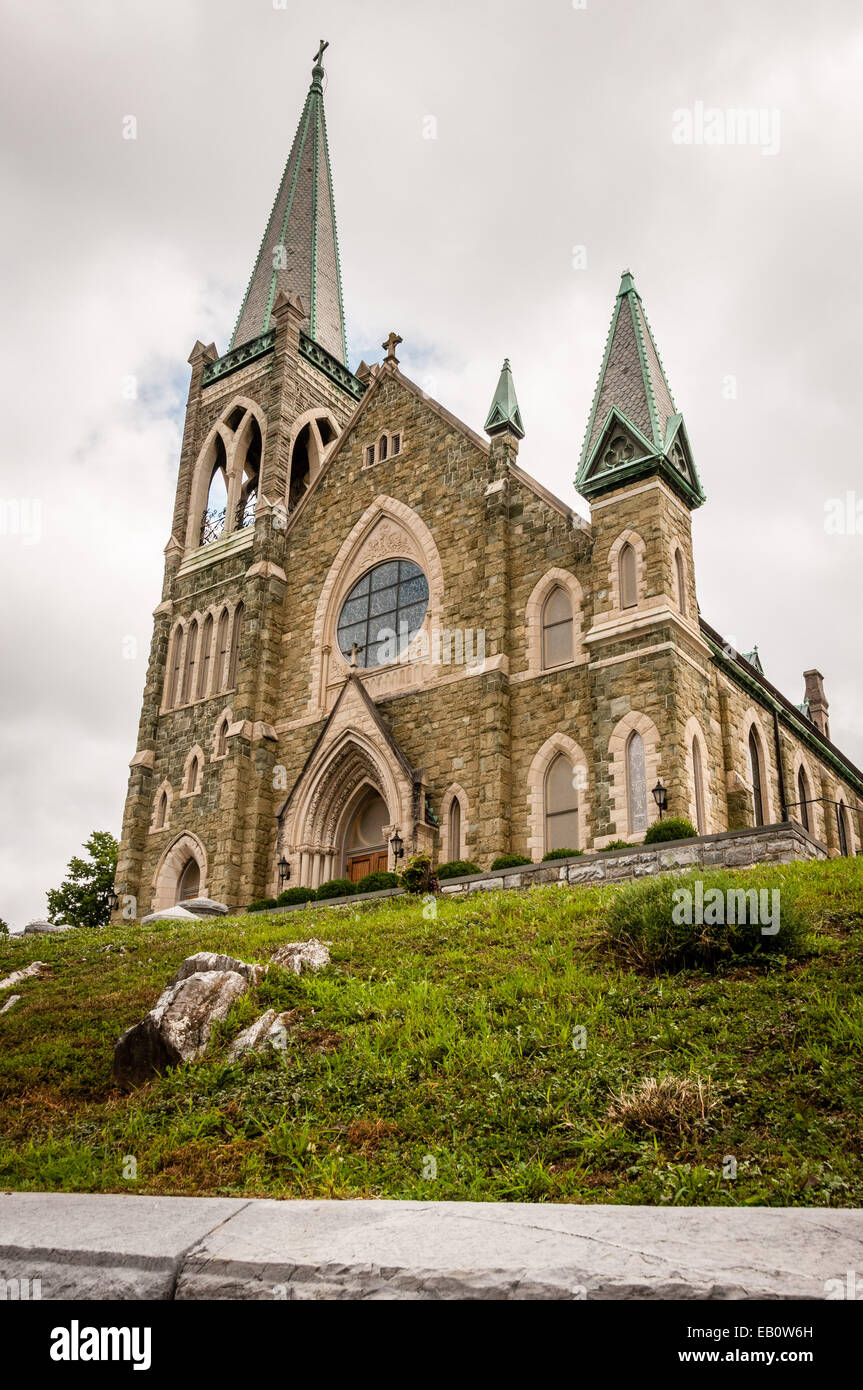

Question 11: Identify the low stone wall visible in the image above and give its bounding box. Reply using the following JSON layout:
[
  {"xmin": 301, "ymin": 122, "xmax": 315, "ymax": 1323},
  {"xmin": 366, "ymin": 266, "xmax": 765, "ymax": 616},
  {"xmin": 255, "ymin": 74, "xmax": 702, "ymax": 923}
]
[{"xmin": 261, "ymin": 822, "xmax": 826, "ymax": 915}]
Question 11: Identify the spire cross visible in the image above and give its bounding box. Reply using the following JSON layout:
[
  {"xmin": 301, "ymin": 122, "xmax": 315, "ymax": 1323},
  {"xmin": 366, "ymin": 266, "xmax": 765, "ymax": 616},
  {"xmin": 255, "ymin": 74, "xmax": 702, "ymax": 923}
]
[
  {"xmin": 314, "ymin": 39, "xmax": 329, "ymax": 67},
  {"xmin": 382, "ymin": 331, "xmax": 403, "ymax": 364}
]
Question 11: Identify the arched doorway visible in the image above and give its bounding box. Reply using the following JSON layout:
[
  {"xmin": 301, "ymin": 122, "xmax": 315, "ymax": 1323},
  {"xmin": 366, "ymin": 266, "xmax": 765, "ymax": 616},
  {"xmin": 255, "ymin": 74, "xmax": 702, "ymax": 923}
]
[
  {"xmin": 152, "ymin": 832, "xmax": 208, "ymax": 911},
  {"xmin": 344, "ymin": 789, "xmax": 389, "ymax": 883}
]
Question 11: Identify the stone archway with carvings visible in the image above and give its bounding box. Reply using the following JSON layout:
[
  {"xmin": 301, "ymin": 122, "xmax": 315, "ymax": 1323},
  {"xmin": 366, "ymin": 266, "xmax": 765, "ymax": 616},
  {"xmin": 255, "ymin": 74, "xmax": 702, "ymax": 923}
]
[{"xmin": 151, "ymin": 832, "xmax": 208, "ymax": 911}]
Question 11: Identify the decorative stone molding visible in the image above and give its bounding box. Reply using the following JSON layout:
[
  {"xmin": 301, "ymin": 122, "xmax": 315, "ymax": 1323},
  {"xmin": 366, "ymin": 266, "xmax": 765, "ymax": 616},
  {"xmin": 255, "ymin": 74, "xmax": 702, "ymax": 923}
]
[
  {"xmin": 129, "ymin": 750, "xmax": 155, "ymax": 770},
  {"xmin": 607, "ymin": 710, "xmax": 662, "ymax": 841},
  {"xmin": 607, "ymin": 528, "xmax": 648, "ymax": 615},
  {"xmin": 245, "ymin": 561, "xmax": 287, "ymax": 584},
  {"xmin": 181, "ymin": 744, "xmax": 205, "ymax": 798},
  {"xmin": 149, "ymin": 780, "xmax": 173, "ymax": 834},
  {"xmin": 683, "ymin": 715, "xmax": 713, "ymax": 834},
  {"xmin": 527, "ymin": 732, "xmax": 590, "ymax": 860},
  {"xmin": 306, "ymin": 495, "xmax": 445, "ymax": 715},
  {"xmin": 439, "ymin": 783, "xmax": 469, "ymax": 862},
  {"xmin": 523, "ymin": 567, "xmax": 585, "ymax": 678},
  {"xmin": 151, "ymin": 832, "xmax": 208, "ymax": 912},
  {"xmin": 740, "ymin": 707, "xmax": 775, "ymax": 824}
]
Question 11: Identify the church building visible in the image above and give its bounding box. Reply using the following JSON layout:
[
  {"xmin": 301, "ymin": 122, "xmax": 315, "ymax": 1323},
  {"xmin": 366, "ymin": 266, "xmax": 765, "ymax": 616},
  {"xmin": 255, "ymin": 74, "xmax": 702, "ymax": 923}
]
[{"xmin": 115, "ymin": 45, "xmax": 862, "ymax": 915}]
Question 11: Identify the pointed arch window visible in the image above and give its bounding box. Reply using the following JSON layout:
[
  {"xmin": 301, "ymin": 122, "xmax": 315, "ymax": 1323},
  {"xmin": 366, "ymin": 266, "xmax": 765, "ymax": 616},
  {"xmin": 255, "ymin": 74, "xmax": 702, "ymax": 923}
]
[
  {"xmin": 797, "ymin": 766, "xmax": 810, "ymax": 832},
  {"xmin": 235, "ymin": 417, "xmax": 261, "ymax": 530},
  {"xmin": 181, "ymin": 620, "xmax": 198, "ymax": 705},
  {"xmin": 544, "ymin": 753, "xmax": 579, "ymax": 852},
  {"xmin": 692, "ymin": 737, "xmax": 706, "ymax": 833},
  {"xmin": 155, "ymin": 790, "xmax": 168, "ymax": 830},
  {"xmin": 186, "ymin": 755, "xmax": 200, "ymax": 795},
  {"xmin": 378, "ymin": 434, "xmax": 388, "ymax": 462},
  {"xmin": 167, "ymin": 628, "xmax": 184, "ymax": 708},
  {"xmin": 214, "ymin": 609, "xmax": 230, "ymax": 691},
  {"xmin": 216, "ymin": 717, "xmax": 229, "ymax": 759},
  {"xmin": 197, "ymin": 615, "xmax": 213, "ymax": 700},
  {"xmin": 838, "ymin": 801, "xmax": 850, "ymax": 857},
  {"xmin": 620, "ymin": 543, "xmax": 638, "ymax": 609},
  {"xmin": 675, "ymin": 549, "xmax": 687, "ymax": 615},
  {"xmin": 449, "ymin": 798, "xmax": 462, "ymax": 861},
  {"xmin": 626, "ymin": 731, "xmax": 648, "ymax": 833},
  {"xmin": 200, "ymin": 436, "xmax": 228, "ymax": 545},
  {"xmin": 542, "ymin": 586, "xmax": 574, "ymax": 669},
  {"xmin": 228, "ymin": 602, "xmax": 244, "ymax": 689},
  {"xmin": 749, "ymin": 729, "xmax": 765, "ymax": 826}
]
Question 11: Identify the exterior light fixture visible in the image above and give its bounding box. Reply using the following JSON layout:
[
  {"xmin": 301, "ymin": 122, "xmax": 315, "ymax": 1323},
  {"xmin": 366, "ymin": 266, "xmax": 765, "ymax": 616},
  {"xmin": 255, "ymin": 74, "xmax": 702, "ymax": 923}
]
[
  {"xmin": 278, "ymin": 856, "xmax": 291, "ymax": 887},
  {"xmin": 652, "ymin": 780, "xmax": 668, "ymax": 819},
  {"xmin": 390, "ymin": 831, "xmax": 404, "ymax": 861}
]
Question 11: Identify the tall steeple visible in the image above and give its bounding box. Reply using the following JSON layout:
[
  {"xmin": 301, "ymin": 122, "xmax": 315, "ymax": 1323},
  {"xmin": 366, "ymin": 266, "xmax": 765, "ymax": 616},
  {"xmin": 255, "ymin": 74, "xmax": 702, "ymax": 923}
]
[
  {"xmin": 230, "ymin": 40, "xmax": 348, "ymax": 363},
  {"xmin": 576, "ymin": 270, "xmax": 705, "ymax": 509}
]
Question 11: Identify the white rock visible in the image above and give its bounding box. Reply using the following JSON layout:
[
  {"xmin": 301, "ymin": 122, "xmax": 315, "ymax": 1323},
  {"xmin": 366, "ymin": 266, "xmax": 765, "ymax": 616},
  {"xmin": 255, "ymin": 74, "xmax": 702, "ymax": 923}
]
[
  {"xmin": 0, "ymin": 994, "xmax": 22, "ymax": 1014},
  {"xmin": 23, "ymin": 921, "xmax": 71, "ymax": 935},
  {"xmin": 226, "ymin": 1009, "xmax": 294, "ymax": 1060},
  {"xmin": 168, "ymin": 952, "xmax": 266, "ymax": 988},
  {"xmin": 113, "ymin": 969, "xmax": 250, "ymax": 1089},
  {"xmin": 0, "ymin": 961, "xmax": 47, "ymax": 992},
  {"xmin": 270, "ymin": 939, "xmax": 330, "ymax": 975}
]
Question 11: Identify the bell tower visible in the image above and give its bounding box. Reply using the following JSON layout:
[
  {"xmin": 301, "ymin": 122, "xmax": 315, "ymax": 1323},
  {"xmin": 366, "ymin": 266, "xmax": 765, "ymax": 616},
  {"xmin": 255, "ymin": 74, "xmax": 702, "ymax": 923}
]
[{"xmin": 114, "ymin": 43, "xmax": 367, "ymax": 918}]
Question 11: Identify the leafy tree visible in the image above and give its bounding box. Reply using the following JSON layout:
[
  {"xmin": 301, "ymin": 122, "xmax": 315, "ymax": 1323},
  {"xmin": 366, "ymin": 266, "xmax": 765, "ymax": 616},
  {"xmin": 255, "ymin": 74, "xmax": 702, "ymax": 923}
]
[
  {"xmin": 46, "ymin": 831, "xmax": 118, "ymax": 928},
  {"xmin": 0, "ymin": 918, "xmax": 8, "ymax": 937}
]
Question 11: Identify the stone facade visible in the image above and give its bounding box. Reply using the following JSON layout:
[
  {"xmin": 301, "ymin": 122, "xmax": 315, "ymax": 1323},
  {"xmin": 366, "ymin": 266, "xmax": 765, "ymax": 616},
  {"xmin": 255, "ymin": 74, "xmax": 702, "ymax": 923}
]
[{"xmin": 113, "ymin": 61, "xmax": 863, "ymax": 920}]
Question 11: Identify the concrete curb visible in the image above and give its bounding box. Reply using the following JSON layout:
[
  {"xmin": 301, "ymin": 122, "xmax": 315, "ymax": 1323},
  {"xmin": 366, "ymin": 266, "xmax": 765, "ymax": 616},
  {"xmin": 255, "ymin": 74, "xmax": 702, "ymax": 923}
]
[{"xmin": 2, "ymin": 1194, "xmax": 861, "ymax": 1300}]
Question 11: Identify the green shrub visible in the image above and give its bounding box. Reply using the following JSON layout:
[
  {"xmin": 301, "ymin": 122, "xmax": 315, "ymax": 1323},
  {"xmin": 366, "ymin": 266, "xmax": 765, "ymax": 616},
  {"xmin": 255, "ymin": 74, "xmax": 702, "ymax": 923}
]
[
  {"xmin": 277, "ymin": 886, "xmax": 315, "ymax": 906},
  {"xmin": 247, "ymin": 897, "xmax": 277, "ymax": 913},
  {"xmin": 401, "ymin": 854, "xmax": 438, "ymax": 894},
  {"xmin": 436, "ymin": 859, "xmax": 482, "ymax": 880},
  {"xmin": 490, "ymin": 854, "xmax": 532, "ymax": 871},
  {"xmin": 541, "ymin": 848, "xmax": 582, "ymax": 861},
  {"xmin": 601, "ymin": 868, "xmax": 810, "ymax": 973},
  {"xmin": 316, "ymin": 878, "xmax": 354, "ymax": 901},
  {"xmin": 600, "ymin": 840, "xmax": 636, "ymax": 852},
  {"xmin": 643, "ymin": 817, "xmax": 697, "ymax": 845},
  {"xmin": 355, "ymin": 870, "xmax": 399, "ymax": 894}
]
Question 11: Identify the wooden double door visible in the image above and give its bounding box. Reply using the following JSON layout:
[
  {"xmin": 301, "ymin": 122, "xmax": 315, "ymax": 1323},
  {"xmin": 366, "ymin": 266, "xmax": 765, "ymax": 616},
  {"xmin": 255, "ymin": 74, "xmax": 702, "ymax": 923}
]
[{"xmin": 346, "ymin": 850, "xmax": 388, "ymax": 883}]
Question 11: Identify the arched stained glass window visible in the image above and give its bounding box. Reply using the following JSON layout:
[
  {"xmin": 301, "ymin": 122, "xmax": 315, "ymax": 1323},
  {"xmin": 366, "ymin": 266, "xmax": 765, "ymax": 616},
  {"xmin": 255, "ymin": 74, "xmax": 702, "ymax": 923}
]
[{"xmin": 626, "ymin": 731, "xmax": 647, "ymax": 833}]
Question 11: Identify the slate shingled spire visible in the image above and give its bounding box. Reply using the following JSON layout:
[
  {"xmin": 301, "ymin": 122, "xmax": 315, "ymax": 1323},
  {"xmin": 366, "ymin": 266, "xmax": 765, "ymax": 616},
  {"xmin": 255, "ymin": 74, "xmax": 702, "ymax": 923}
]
[
  {"xmin": 576, "ymin": 271, "xmax": 705, "ymax": 509},
  {"xmin": 485, "ymin": 358, "xmax": 525, "ymax": 439},
  {"xmin": 230, "ymin": 41, "xmax": 348, "ymax": 362}
]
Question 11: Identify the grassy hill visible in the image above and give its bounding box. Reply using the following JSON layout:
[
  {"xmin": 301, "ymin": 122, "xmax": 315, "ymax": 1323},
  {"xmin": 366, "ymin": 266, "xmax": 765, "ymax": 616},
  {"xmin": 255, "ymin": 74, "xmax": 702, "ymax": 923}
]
[{"xmin": 1, "ymin": 857, "xmax": 861, "ymax": 1205}]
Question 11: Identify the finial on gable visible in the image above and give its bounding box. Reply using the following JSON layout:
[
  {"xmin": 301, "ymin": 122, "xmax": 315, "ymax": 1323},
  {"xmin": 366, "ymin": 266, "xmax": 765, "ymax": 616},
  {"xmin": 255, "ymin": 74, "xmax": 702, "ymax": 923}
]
[
  {"xmin": 484, "ymin": 357, "xmax": 525, "ymax": 440},
  {"xmin": 382, "ymin": 331, "xmax": 403, "ymax": 367}
]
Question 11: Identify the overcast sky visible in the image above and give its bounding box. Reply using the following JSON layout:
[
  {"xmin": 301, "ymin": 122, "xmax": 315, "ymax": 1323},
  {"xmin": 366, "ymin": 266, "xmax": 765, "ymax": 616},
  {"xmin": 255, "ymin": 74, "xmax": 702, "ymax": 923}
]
[{"xmin": 2, "ymin": 0, "xmax": 862, "ymax": 928}]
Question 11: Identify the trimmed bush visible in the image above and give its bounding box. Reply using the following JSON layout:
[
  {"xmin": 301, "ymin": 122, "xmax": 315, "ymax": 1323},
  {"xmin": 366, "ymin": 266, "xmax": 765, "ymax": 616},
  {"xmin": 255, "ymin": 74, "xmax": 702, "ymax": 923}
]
[
  {"xmin": 355, "ymin": 870, "xmax": 399, "ymax": 894},
  {"xmin": 490, "ymin": 854, "xmax": 532, "ymax": 871},
  {"xmin": 247, "ymin": 897, "xmax": 277, "ymax": 913},
  {"xmin": 541, "ymin": 848, "xmax": 582, "ymax": 862},
  {"xmin": 315, "ymin": 878, "xmax": 354, "ymax": 901},
  {"xmin": 436, "ymin": 859, "xmax": 482, "ymax": 880},
  {"xmin": 599, "ymin": 839, "xmax": 636, "ymax": 852},
  {"xmin": 277, "ymin": 886, "xmax": 315, "ymax": 906},
  {"xmin": 643, "ymin": 817, "xmax": 697, "ymax": 845},
  {"xmin": 601, "ymin": 868, "xmax": 810, "ymax": 973}
]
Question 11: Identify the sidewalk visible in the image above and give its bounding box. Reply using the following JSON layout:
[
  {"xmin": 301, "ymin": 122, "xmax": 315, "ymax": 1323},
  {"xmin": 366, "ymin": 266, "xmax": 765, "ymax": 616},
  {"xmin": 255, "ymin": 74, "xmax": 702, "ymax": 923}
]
[{"xmin": 1, "ymin": 1193, "xmax": 860, "ymax": 1299}]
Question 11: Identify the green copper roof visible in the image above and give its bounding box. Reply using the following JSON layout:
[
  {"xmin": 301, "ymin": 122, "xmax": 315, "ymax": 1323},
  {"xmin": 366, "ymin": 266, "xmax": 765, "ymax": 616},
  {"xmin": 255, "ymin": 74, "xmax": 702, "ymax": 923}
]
[
  {"xmin": 484, "ymin": 358, "xmax": 525, "ymax": 439},
  {"xmin": 229, "ymin": 42, "xmax": 348, "ymax": 363},
  {"xmin": 575, "ymin": 271, "xmax": 706, "ymax": 510}
]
